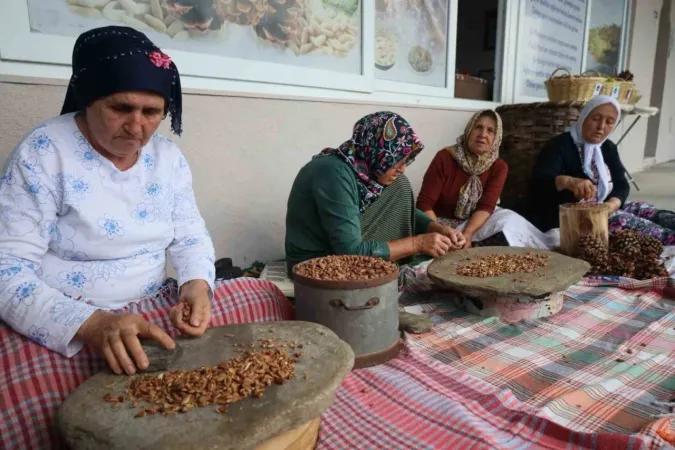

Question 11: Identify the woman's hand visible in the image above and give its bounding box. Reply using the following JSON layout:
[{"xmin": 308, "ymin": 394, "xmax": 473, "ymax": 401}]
[
  {"xmin": 76, "ymin": 311, "xmax": 175, "ymax": 375},
  {"xmin": 605, "ymin": 197, "xmax": 622, "ymax": 213},
  {"xmin": 461, "ymin": 232, "xmax": 473, "ymax": 249},
  {"xmin": 427, "ymin": 222, "xmax": 465, "ymax": 249},
  {"xmin": 414, "ymin": 233, "xmax": 453, "ymax": 257},
  {"xmin": 566, "ymin": 178, "xmax": 597, "ymax": 201},
  {"xmin": 439, "ymin": 226, "xmax": 466, "ymax": 249},
  {"xmin": 170, "ymin": 280, "xmax": 212, "ymax": 337}
]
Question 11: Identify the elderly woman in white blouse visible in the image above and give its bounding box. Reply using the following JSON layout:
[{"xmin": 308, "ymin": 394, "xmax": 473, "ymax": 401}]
[
  {"xmin": 0, "ymin": 27, "xmax": 294, "ymax": 450},
  {"xmin": 0, "ymin": 26, "xmax": 216, "ymax": 376}
]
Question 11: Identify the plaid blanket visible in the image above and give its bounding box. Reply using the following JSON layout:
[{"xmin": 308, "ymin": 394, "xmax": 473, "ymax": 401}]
[
  {"xmin": 318, "ymin": 343, "xmax": 666, "ymax": 449},
  {"xmin": 4, "ymin": 274, "xmax": 675, "ymax": 449},
  {"xmin": 0, "ymin": 278, "xmax": 295, "ymax": 450},
  {"xmin": 391, "ymin": 276, "xmax": 675, "ymax": 449}
]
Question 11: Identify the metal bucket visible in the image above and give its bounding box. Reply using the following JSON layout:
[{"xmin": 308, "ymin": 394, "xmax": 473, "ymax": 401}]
[{"xmin": 293, "ymin": 264, "xmax": 400, "ymax": 369}]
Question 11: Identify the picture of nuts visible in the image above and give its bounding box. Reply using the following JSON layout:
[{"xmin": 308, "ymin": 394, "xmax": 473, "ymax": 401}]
[
  {"xmin": 291, "ymin": 13, "xmax": 358, "ymax": 58},
  {"xmin": 102, "ymin": 1, "xmax": 125, "ymax": 21},
  {"xmin": 54, "ymin": 0, "xmax": 358, "ymax": 58},
  {"xmin": 172, "ymin": 30, "xmax": 190, "ymax": 41},
  {"xmin": 144, "ymin": 14, "xmax": 167, "ymax": 33},
  {"xmin": 118, "ymin": 0, "xmax": 144, "ymax": 16},
  {"xmin": 375, "ymin": 33, "xmax": 396, "ymax": 70},
  {"xmin": 149, "ymin": 0, "xmax": 163, "ymax": 21},
  {"xmin": 294, "ymin": 255, "xmax": 398, "ymax": 281},
  {"xmin": 69, "ymin": 5, "xmax": 103, "ymax": 18},
  {"xmin": 167, "ymin": 19, "xmax": 185, "ymax": 37},
  {"xmin": 407, "ymin": 45, "xmax": 433, "ymax": 73},
  {"xmin": 67, "ymin": 0, "xmax": 111, "ymax": 7},
  {"xmin": 122, "ymin": 14, "xmax": 153, "ymax": 32}
]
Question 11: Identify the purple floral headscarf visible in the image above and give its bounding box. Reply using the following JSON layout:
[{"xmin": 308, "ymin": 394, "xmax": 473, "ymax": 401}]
[{"xmin": 315, "ymin": 111, "xmax": 424, "ymax": 212}]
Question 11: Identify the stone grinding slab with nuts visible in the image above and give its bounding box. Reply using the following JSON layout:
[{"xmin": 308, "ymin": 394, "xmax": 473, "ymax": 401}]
[
  {"xmin": 56, "ymin": 321, "xmax": 354, "ymax": 450},
  {"xmin": 428, "ymin": 247, "xmax": 590, "ymax": 299}
]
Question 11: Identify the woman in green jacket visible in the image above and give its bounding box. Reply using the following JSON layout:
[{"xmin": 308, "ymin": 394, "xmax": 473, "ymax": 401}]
[{"xmin": 285, "ymin": 111, "xmax": 465, "ymax": 273}]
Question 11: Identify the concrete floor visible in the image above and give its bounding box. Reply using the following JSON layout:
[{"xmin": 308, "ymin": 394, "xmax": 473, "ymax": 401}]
[{"xmin": 629, "ymin": 161, "xmax": 675, "ymax": 210}]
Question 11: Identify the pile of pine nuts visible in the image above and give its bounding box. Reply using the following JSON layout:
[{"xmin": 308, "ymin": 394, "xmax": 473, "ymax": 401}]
[
  {"xmin": 294, "ymin": 255, "xmax": 397, "ymax": 281},
  {"xmin": 65, "ymin": 0, "xmax": 210, "ymax": 42},
  {"xmin": 456, "ymin": 253, "xmax": 550, "ymax": 278},
  {"xmin": 289, "ymin": 14, "xmax": 358, "ymax": 57}
]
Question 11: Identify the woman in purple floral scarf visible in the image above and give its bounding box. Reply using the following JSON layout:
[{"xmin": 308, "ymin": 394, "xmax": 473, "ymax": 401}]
[{"xmin": 285, "ymin": 111, "xmax": 466, "ymax": 273}]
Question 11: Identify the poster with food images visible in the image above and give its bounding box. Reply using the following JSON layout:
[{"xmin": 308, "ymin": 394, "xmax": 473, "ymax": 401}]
[
  {"xmin": 25, "ymin": 0, "xmax": 362, "ymax": 74},
  {"xmin": 374, "ymin": 0, "xmax": 448, "ymax": 87}
]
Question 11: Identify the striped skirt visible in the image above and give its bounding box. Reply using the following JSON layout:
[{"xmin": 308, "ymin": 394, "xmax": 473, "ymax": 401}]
[{"xmin": 0, "ymin": 278, "xmax": 294, "ymax": 449}]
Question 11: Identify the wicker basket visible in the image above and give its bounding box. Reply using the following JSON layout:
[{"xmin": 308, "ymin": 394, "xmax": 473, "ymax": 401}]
[
  {"xmin": 628, "ymin": 87, "xmax": 642, "ymax": 105},
  {"xmin": 495, "ymin": 101, "xmax": 585, "ymax": 216},
  {"xmin": 545, "ymin": 68, "xmax": 605, "ymax": 102},
  {"xmin": 617, "ymin": 80, "xmax": 636, "ymax": 104},
  {"xmin": 600, "ymin": 81, "xmax": 621, "ymax": 98}
]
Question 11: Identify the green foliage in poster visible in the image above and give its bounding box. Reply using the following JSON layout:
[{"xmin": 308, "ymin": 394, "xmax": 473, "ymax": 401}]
[{"xmin": 588, "ymin": 24, "xmax": 621, "ymax": 67}]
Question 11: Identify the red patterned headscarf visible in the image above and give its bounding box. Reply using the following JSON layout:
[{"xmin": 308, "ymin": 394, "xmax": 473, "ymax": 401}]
[{"xmin": 315, "ymin": 112, "xmax": 424, "ymax": 212}]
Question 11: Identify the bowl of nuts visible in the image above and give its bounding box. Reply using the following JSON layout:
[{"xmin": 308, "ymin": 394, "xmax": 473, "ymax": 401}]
[
  {"xmin": 375, "ymin": 32, "xmax": 397, "ymax": 71},
  {"xmin": 292, "ymin": 255, "xmax": 401, "ymax": 369},
  {"xmin": 407, "ymin": 45, "xmax": 434, "ymax": 74}
]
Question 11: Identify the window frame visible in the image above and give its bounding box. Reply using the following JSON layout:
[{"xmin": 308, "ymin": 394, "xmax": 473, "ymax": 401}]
[{"xmin": 0, "ymin": 0, "xmax": 633, "ymax": 111}]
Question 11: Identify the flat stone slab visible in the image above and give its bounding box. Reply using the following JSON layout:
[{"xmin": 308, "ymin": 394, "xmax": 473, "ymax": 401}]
[
  {"xmin": 428, "ymin": 247, "xmax": 590, "ymax": 298},
  {"xmin": 398, "ymin": 312, "xmax": 433, "ymax": 334},
  {"xmin": 57, "ymin": 321, "xmax": 354, "ymax": 450}
]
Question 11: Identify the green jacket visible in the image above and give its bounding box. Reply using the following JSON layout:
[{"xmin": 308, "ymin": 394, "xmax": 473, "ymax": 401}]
[{"xmin": 285, "ymin": 155, "xmax": 433, "ymax": 273}]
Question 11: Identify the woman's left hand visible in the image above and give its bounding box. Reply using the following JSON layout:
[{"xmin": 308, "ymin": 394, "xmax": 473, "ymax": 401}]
[{"xmin": 170, "ymin": 280, "xmax": 212, "ymax": 337}]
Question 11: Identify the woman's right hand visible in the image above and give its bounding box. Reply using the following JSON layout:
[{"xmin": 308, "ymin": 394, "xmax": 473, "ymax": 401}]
[
  {"xmin": 76, "ymin": 311, "xmax": 175, "ymax": 375},
  {"xmin": 414, "ymin": 233, "xmax": 453, "ymax": 257},
  {"xmin": 567, "ymin": 178, "xmax": 597, "ymax": 200}
]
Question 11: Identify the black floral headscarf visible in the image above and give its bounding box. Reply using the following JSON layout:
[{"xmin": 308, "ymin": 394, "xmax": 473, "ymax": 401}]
[{"xmin": 60, "ymin": 26, "xmax": 183, "ymax": 135}]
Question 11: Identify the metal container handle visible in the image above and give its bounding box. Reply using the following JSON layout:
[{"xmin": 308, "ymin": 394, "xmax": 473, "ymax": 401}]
[{"xmin": 329, "ymin": 297, "xmax": 380, "ymax": 311}]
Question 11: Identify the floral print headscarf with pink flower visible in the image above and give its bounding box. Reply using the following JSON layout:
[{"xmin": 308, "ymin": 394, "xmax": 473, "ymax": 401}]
[{"xmin": 315, "ymin": 111, "xmax": 425, "ymax": 212}]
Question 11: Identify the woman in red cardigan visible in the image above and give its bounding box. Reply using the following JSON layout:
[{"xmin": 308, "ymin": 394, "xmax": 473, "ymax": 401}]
[{"xmin": 417, "ymin": 110, "xmax": 558, "ymax": 249}]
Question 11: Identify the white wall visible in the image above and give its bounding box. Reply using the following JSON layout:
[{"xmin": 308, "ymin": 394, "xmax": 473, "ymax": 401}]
[
  {"xmin": 619, "ymin": 0, "xmax": 663, "ymax": 173},
  {"xmin": 655, "ymin": 0, "xmax": 675, "ymax": 163},
  {"xmin": 0, "ymin": 81, "xmax": 471, "ymax": 267}
]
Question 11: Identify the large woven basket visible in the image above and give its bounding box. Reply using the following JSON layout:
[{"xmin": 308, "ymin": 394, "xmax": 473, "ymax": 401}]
[
  {"xmin": 617, "ymin": 80, "xmax": 636, "ymax": 104},
  {"xmin": 545, "ymin": 68, "xmax": 605, "ymax": 102},
  {"xmin": 600, "ymin": 81, "xmax": 621, "ymax": 99},
  {"xmin": 495, "ymin": 101, "xmax": 585, "ymax": 215}
]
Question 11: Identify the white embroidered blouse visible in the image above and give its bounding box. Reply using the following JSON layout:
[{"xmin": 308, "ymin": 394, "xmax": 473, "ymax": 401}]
[{"xmin": 0, "ymin": 113, "xmax": 215, "ymax": 357}]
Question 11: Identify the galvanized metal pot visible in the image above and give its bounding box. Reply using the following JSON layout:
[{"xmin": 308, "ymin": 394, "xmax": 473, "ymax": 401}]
[{"xmin": 293, "ymin": 264, "xmax": 401, "ymax": 369}]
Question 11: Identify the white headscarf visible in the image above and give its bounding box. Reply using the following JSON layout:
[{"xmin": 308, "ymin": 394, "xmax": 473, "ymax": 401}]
[{"xmin": 566, "ymin": 95, "xmax": 622, "ymax": 202}]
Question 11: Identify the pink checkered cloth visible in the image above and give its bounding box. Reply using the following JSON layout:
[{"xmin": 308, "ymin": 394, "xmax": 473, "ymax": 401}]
[
  {"xmin": 0, "ymin": 278, "xmax": 294, "ymax": 449},
  {"xmin": 3, "ymin": 276, "xmax": 673, "ymax": 450},
  {"xmin": 319, "ymin": 344, "xmax": 664, "ymax": 450}
]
